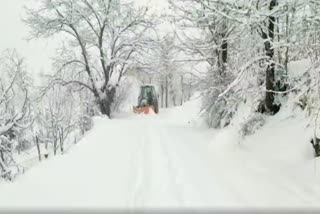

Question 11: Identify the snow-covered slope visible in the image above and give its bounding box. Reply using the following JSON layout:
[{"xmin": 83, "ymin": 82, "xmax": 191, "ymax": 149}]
[
  {"xmin": 0, "ymin": 97, "xmax": 320, "ymax": 210},
  {"xmin": 209, "ymin": 108, "xmax": 320, "ymax": 207}
]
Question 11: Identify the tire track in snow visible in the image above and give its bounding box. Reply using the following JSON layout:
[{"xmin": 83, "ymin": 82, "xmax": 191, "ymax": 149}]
[
  {"xmin": 127, "ymin": 124, "xmax": 149, "ymax": 208},
  {"xmin": 156, "ymin": 125, "xmax": 185, "ymax": 206},
  {"xmin": 127, "ymin": 120, "xmax": 185, "ymax": 208},
  {"xmin": 156, "ymin": 125, "xmax": 241, "ymax": 206}
]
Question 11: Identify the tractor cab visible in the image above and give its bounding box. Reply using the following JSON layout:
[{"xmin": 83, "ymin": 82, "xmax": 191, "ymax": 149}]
[{"xmin": 133, "ymin": 85, "xmax": 159, "ymax": 114}]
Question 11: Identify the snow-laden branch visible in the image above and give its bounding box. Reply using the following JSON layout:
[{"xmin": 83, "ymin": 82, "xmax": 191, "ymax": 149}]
[
  {"xmin": 0, "ymin": 90, "xmax": 29, "ymax": 136},
  {"xmin": 218, "ymin": 56, "xmax": 270, "ymax": 98}
]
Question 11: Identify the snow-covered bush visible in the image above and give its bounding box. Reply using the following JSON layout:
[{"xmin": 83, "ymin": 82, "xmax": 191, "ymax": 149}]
[
  {"xmin": 79, "ymin": 115, "xmax": 93, "ymax": 135},
  {"xmin": 0, "ymin": 136, "xmax": 24, "ymax": 181},
  {"xmin": 201, "ymin": 67, "xmax": 239, "ymax": 128},
  {"xmin": 240, "ymin": 113, "xmax": 266, "ymax": 137},
  {"xmin": 203, "ymin": 96, "xmax": 238, "ymax": 129}
]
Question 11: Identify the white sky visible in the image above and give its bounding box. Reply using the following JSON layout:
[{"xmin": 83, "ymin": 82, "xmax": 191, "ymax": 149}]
[
  {"xmin": 0, "ymin": 0, "xmax": 169, "ymax": 75},
  {"xmin": 0, "ymin": 0, "xmax": 57, "ymax": 74}
]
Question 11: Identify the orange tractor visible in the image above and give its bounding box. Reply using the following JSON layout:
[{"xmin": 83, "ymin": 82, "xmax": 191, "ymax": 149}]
[{"xmin": 133, "ymin": 85, "xmax": 159, "ymax": 114}]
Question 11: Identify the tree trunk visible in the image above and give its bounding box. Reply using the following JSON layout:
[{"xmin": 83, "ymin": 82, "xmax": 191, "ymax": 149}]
[
  {"xmin": 0, "ymin": 158, "xmax": 6, "ymax": 174},
  {"xmin": 181, "ymin": 75, "xmax": 184, "ymax": 106},
  {"xmin": 59, "ymin": 128, "xmax": 64, "ymax": 155},
  {"xmin": 219, "ymin": 20, "xmax": 228, "ymax": 75},
  {"xmin": 284, "ymin": 12, "xmax": 289, "ymax": 75},
  {"xmin": 97, "ymin": 86, "xmax": 116, "ymax": 117},
  {"xmin": 188, "ymin": 81, "xmax": 192, "ymax": 100},
  {"xmin": 36, "ymin": 136, "xmax": 41, "ymax": 162},
  {"xmin": 172, "ymin": 94, "xmax": 177, "ymax": 107},
  {"xmin": 98, "ymin": 100, "xmax": 111, "ymax": 117},
  {"xmin": 53, "ymin": 138, "xmax": 57, "ymax": 156},
  {"xmin": 165, "ymin": 76, "xmax": 169, "ymax": 108},
  {"xmin": 0, "ymin": 150, "xmax": 5, "ymax": 166},
  {"xmin": 264, "ymin": 0, "xmax": 279, "ymax": 114},
  {"xmin": 161, "ymin": 84, "xmax": 164, "ymax": 108},
  {"xmin": 53, "ymin": 130, "xmax": 58, "ymax": 156},
  {"xmin": 221, "ymin": 38, "xmax": 228, "ymax": 74},
  {"xmin": 17, "ymin": 141, "xmax": 21, "ymax": 155}
]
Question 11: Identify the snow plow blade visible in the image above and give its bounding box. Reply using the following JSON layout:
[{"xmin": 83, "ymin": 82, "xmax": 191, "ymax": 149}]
[{"xmin": 133, "ymin": 106, "xmax": 155, "ymax": 114}]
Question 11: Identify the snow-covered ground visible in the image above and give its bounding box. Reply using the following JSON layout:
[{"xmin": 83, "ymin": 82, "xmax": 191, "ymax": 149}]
[{"xmin": 0, "ymin": 97, "xmax": 320, "ymax": 210}]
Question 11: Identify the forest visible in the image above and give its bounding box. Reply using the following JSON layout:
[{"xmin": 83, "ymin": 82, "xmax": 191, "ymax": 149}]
[{"xmin": 1, "ymin": 0, "xmax": 320, "ymax": 209}]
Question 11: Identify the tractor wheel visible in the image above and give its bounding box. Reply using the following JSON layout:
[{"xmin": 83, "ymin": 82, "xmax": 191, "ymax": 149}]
[{"xmin": 154, "ymin": 101, "xmax": 159, "ymax": 114}]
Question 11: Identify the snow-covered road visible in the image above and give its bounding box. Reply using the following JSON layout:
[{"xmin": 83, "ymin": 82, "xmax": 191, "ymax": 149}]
[
  {"xmin": 1, "ymin": 100, "xmax": 320, "ymax": 210},
  {"xmin": 0, "ymin": 101, "xmax": 232, "ymax": 209},
  {"xmin": 125, "ymin": 117, "xmax": 234, "ymax": 208}
]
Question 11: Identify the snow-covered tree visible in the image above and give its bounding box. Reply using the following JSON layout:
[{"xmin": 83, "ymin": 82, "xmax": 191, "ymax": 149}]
[
  {"xmin": 0, "ymin": 50, "xmax": 32, "ymax": 180},
  {"xmin": 25, "ymin": 0, "xmax": 155, "ymax": 117},
  {"xmin": 169, "ymin": 0, "xmax": 242, "ymax": 127},
  {"xmin": 169, "ymin": 0, "xmax": 320, "ymax": 128},
  {"xmin": 35, "ymin": 86, "xmax": 79, "ymax": 156}
]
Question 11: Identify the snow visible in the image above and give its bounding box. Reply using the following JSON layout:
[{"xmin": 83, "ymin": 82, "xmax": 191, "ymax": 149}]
[
  {"xmin": 288, "ymin": 59, "xmax": 312, "ymax": 79},
  {"xmin": 0, "ymin": 97, "xmax": 320, "ymax": 210},
  {"xmin": 0, "ymin": 123, "xmax": 14, "ymax": 136},
  {"xmin": 209, "ymin": 109, "xmax": 320, "ymax": 208}
]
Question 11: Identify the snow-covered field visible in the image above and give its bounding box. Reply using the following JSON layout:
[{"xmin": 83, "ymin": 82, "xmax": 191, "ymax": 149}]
[{"xmin": 0, "ymin": 97, "xmax": 320, "ymax": 210}]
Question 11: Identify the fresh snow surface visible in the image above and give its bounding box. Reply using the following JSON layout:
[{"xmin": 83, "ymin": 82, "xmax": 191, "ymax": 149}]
[{"xmin": 0, "ymin": 97, "xmax": 320, "ymax": 210}]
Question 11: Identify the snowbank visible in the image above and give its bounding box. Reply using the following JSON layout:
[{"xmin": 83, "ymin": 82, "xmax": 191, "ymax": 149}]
[{"xmin": 208, "ymin": 100, "xmax": 320, "ymax": 207}]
